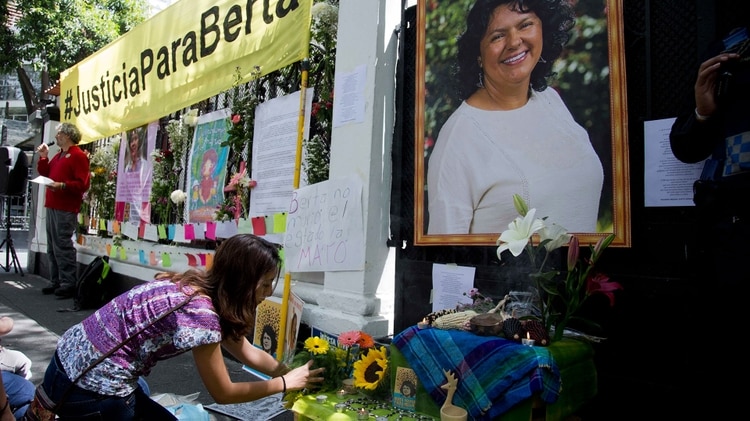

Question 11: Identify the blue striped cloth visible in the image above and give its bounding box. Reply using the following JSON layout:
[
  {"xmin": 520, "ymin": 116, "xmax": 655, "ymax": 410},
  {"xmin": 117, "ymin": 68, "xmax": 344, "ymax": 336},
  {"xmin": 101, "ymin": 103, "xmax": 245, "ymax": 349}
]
[{"xmin": 392, "ymin": 326, "xmax": 561, "ymax": 420}]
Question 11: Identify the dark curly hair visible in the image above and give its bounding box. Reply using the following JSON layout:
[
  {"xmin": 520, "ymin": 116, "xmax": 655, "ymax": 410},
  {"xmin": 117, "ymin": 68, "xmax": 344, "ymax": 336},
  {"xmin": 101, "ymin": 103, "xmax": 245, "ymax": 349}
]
[
  {"xmin": 400, "ymin": 380, "xmax": 417, "ymax": 397},
  {"xmin": 261, "ymin": 323, "xmax": 278, "ymax": 353},
  {"xmin": 455, "ymin": 0, "xmax": 576, "ymax": 100}
]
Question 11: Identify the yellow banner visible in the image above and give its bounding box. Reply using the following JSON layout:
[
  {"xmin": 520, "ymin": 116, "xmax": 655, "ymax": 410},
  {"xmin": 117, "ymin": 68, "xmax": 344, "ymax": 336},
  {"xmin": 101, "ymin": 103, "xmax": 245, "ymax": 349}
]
[{"xmin": 60, "ymin": 0, "xmax": 311, "ymax": 143}]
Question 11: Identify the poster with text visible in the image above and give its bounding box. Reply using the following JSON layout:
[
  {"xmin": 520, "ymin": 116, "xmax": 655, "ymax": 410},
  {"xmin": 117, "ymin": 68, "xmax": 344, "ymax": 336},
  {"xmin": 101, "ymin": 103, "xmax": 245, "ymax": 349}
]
[
  {"xmin": 393, "ymin": 366, "xmax": 418, "ymax": 411},
  {"xmin": 284, "ymin": 177, "xmax": 365, "ymax": 272},
  {"xmin": 249, "ymin": 88, "xmax": 313, "ymax": 217},
  {"xmin": 115, "ymin": 121, "xmax": 157, "ymax": 224},
  {"xmin": 187, "ymin": 109, "xmax": 231, "ymax": 223}
]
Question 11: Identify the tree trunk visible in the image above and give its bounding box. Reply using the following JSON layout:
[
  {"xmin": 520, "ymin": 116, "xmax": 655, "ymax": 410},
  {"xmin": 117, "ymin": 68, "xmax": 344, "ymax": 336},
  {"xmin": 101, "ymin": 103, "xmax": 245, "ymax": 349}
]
[{"xmin": 16, "ymin": 66, "xmax": 37, "ymax": 114}]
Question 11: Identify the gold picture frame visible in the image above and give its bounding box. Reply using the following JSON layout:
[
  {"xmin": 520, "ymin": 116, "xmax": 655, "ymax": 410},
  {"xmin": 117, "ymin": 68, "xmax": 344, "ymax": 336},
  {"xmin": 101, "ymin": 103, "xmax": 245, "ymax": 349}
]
[{"xmin": 414, "ymin": 0, "xmax": 631, "ymax": 247}]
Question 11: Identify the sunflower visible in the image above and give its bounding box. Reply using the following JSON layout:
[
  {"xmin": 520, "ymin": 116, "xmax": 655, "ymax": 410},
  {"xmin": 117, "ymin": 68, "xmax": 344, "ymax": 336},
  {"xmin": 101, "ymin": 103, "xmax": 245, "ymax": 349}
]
[
  {"xmin": 352, "ymin": 346, "xmax": 389, "ymax": 391},
  {"xmin": 304, "ymin": 336, "xmax": 330, "ymax": 355}
]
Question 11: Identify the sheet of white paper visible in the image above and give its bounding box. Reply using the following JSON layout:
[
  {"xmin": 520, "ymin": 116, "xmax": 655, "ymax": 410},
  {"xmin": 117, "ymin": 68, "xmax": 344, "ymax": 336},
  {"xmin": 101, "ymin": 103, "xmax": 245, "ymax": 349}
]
[
  {"xmin": 30, "ymin": 176, "xmax": 54, "ymax": 185},
  {"xmin": 192, "ymin": 223, "xmax": 206, "ymax": 240},
  {"xmin": 263, "ymin": 233, "xmax": 284, "ymax": 245},
  {"xmin": 142, "ymin": 224, "xmax": 159, "ymax": 242},
  {"xmin": 332, "ymin": 64, "xmax": 366, "ymax": 128},
  {"xmin": 249, "ymin": 88, "xmax": 313, "ymax": 216},
  {"xmin": 214, "ymin": 220, "xmax": 239, "ymax": 239},
  {"xmin": 172, "ymin": 224, "xmax": 188, "ymax": 243},
  {"xmin": 644, "ymin": 117, "xmax": 705, "ymax": 207},
  {"xmin": 431, "ymin": 263, "xmax": 475, "ymax": 312},
  {"xmin": 121, "ymin": 222, "xmax": 139, "ymax": 240}
]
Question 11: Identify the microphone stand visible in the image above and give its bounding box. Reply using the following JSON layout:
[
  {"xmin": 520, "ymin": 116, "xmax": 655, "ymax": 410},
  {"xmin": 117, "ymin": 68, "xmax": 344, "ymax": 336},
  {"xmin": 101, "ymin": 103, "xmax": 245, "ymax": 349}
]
[{"xmin": 0, "ymin": 194, "xmax": 24, "ymax": 275}]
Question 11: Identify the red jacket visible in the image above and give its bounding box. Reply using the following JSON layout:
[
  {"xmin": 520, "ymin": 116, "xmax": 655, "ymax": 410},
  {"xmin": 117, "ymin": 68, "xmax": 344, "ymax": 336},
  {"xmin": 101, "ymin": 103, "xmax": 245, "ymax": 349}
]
[{"xmin": 37, "ymin": 145, "xmax": 91, "ymax": 213}]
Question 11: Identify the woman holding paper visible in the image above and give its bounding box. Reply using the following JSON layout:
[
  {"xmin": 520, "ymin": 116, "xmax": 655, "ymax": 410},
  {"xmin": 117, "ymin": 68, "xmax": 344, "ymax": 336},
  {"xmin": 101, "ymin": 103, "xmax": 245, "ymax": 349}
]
[{"xmin": 36, "ymin": 122, "xmax": 91, "ymax": 298}]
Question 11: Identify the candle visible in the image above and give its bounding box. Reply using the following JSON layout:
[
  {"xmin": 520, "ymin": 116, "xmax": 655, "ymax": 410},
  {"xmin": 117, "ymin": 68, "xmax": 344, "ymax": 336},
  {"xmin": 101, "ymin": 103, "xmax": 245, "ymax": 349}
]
[
  {"xmin": 521, "ymin": 332, "xmax": 535, "ymax": 346},
  {"xmin": 342, "ymin": 378, "xmax": 356, "ymax": 394},
  {"xmin": 337, "ymin": 389, "xmax": 347, "ymax": 398},
  {"xmin": 357, "ymin": 408, "xmax": 369, "ymax": 420},
  {"xmin": 418, "ymin": 317, "xmax": 430, "ymax": 329},
  {"xmin": 335, "ymin": 403, "xmax": 346, "ymax": 413},
  {"xmin": 316, "ymin": 394, "xmax": 328, "ymax": 404}
]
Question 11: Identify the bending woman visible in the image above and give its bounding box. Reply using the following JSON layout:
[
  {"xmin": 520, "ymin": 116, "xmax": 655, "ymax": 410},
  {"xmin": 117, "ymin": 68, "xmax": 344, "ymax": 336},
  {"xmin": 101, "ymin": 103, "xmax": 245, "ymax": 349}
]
[{"xmin": 40, "ymin": 234, "xmax": 323, "ymax": 420}]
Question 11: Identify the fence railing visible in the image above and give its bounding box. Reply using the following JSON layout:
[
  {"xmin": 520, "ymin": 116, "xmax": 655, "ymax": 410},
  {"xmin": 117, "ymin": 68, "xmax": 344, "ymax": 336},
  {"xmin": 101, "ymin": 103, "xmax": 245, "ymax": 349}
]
[{"xmin": 0, "ymin": 185, "xmax": 32, "ymax": 231}]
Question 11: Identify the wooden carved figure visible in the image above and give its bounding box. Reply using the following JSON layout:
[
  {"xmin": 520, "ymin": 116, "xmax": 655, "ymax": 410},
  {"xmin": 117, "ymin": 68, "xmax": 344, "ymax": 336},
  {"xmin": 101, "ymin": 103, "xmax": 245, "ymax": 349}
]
[{"xmin": 440, "ymin": 369, "xmax": 467, "ymax": 421}]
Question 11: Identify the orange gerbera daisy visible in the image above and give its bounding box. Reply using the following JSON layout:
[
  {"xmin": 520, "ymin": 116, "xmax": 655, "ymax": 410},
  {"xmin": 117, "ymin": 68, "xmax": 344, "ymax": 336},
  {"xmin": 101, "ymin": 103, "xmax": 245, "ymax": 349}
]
[{"xmin": 356, "ymin": 331, "xmax": 375, "ymax": 349}]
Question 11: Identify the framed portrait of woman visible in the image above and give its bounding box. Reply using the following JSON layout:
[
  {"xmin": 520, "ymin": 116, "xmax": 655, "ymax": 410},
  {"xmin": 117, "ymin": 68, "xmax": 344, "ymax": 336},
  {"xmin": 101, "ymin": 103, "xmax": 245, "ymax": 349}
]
[{"xmin": 414, "ymin": 0, "xmax": 631, "ymax": 247}]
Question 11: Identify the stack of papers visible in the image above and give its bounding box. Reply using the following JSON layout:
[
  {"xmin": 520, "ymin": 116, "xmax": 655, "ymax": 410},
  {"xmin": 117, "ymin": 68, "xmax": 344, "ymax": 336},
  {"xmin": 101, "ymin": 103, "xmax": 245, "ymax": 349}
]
[{"xmin": 30, "ymin": 176, "xmax": 54, "ymax": 186}]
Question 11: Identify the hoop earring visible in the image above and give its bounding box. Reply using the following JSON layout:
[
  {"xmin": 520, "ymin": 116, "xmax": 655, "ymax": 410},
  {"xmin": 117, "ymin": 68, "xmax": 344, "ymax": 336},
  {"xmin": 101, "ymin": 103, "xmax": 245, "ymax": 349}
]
[
  {"xmin": 476, "ymin": 70, "xmax": 485, "ymax": 88},
  {"xmin": 538, "ymin": 56, "xmax": 547, "ymax": 64}
]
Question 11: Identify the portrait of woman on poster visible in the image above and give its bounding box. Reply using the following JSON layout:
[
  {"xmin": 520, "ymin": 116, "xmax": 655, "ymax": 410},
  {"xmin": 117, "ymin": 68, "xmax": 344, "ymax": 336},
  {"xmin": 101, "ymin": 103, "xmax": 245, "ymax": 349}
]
[
  {"xmin": 125, "ymin": 126, "xmax": 147, "ymax": 173},
  {"xmin": 118, "ymin": 124, "xmax": 154, "ymax": 224},
  {"xmin": 426, "ymin": 0, "xmax": 604, "ymax": 236},
  {"xmin": 285, "ymin": 311, "xmax": 299, "ymax": 358},
  {"xmin": 261, "ymin": 324, "xmax": 278, "ymax": 357},
  {"xmin": 199, "ymin": 148, "xmax": 219, "ymax": 205},
  {"xmin": 400, "ymin": 380, "xmax": 417, "ymax": 398}
]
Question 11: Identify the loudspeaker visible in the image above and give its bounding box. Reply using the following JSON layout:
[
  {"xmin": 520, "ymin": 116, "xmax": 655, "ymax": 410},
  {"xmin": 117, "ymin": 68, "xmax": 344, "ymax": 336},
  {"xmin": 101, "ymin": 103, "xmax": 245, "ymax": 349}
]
[{"xmin": 0, "ymin": 146, "xmax": 29, "ymax": 197}]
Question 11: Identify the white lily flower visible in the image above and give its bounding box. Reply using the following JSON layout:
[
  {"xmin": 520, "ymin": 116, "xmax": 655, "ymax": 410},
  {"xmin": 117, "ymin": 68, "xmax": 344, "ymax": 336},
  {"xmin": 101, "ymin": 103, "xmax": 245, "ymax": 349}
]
[
  {"xmin": 540, "ymin": 223, "xmax": 571, "ymax": 252},
  {"xmin": 493, "ymin": 194, "xmax": 620, "ymax": 343},
  {"xmin": 496, "ymin": 208, "xmax": 544, "ymax": 260}
]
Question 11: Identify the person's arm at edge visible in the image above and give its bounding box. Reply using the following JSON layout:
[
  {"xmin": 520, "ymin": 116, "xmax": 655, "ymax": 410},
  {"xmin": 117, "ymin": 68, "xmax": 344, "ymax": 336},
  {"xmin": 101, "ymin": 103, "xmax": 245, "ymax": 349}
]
[
  {"xmin": 222, "ymin": 336, "xmax": 287, "ymax": 377},
  {"xmin": 37, "ymin": 153, "xmax": 51, "ymax": 177},
  {"xmin": 192, "ymin": 340, "xmax": 321, "ymax": 404},
  {"xmin": 669, "ymin": 99, "xmax": 720, "ymax": 163},
  {"xmin": 670, "ymin": 47, "xmax": 739, "ymax": 163}
]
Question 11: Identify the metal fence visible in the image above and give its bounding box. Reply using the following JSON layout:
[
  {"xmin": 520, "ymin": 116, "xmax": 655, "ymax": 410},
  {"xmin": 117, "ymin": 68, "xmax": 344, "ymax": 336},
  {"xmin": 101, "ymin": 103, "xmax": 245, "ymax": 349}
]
[{"xmin": 0, "ymin": 184, "xmax": 32, "ymax": 231}]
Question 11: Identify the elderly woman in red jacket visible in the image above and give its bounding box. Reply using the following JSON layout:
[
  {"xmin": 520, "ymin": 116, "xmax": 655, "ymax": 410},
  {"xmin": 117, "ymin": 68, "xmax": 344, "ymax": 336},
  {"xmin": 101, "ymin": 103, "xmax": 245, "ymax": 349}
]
[{"xmin": 36, "ymin": 122, "xmax": 91, "ymax": 298}]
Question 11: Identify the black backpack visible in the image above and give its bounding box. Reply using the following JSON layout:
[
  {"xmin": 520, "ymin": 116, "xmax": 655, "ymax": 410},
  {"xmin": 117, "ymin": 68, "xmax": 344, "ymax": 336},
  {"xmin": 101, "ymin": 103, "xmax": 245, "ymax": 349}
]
[{"xmin": 74, "ymin": 256, "xmax": 112, "ymax": 310}]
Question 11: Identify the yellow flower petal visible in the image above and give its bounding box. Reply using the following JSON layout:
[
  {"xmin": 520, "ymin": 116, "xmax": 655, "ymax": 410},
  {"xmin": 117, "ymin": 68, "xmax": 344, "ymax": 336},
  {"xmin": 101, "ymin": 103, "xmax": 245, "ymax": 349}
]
[{"xmin": 303, "ymin": 336, "xmax": 330, "ymax": 355}]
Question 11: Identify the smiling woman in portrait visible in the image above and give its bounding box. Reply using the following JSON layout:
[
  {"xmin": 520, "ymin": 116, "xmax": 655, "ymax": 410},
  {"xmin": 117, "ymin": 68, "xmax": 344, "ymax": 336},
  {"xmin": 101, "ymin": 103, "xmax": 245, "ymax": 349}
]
[
  {"xmin": 125, "ymin": 126, "xmax": 147, "ymax": 173},
  {"xmin": 414, "ymin": 0, "xmax": 631, "ymax": 247},
  {"xmin": 426, "ymin": 0, "xmax": 603, "ymax": 236}
]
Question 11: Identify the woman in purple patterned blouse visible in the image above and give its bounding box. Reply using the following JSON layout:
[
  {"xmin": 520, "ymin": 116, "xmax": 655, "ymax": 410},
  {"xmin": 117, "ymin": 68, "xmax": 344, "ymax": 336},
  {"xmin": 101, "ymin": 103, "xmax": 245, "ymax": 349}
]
[{"xmin": 38, "ymin": 234, "xmax": 323, "ymax": 420}]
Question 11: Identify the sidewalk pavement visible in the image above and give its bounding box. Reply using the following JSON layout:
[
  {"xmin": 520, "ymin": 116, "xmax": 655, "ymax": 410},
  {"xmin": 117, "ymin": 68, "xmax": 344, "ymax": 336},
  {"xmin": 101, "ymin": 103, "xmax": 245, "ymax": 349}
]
[{"xmin": 0, "ymin": 230, "xmax": 292, "ymax": 420}]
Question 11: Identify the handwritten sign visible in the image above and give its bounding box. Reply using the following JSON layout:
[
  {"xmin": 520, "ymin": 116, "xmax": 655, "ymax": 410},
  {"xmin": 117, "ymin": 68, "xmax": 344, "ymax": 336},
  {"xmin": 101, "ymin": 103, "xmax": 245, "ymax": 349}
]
[{"xmin": 284, "ymin": 177, "xmax": 364, "ymax": 272}]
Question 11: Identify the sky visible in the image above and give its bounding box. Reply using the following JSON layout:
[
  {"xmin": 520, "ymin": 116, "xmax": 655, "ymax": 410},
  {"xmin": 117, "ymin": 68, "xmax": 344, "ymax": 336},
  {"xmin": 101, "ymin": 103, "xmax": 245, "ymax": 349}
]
[{"xmin": 148, "ymin": 0, "xmax": 177, "ymax": 17}]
